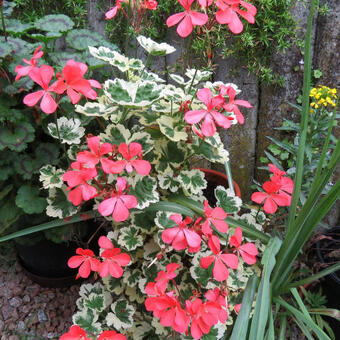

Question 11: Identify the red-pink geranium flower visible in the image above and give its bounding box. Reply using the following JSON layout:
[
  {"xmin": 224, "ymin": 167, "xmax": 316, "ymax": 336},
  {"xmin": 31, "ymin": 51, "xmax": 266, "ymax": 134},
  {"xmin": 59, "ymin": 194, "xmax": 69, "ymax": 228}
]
[
  {"xmin": 99, "ymin": 247, "xmax": 130, "ymax": 278},
  {"xmin": 162, "ymin": 214, "xmax": 201, "ymax": 251},
  {"xmin": 98, "ymin": 177, "xmax": 137, "ymax": 222},
  {"xmin": 60, "ymin": 325, "xmax": 92, "ymax": 340},
  {"xmin": 268, "ymin": 164, "xmax": 294, "ymax": 197},
  {"xmin": 251, "ymin": 180, "xmax": 290, "ymax": 214},
  {"xmin": 200, "ymin": 235, "xmax": 238, "ymax": 282},
  {"xmin": 154, "ymin": 263, "xmax": 181, "ymax": 293},
  {"xmin": 23, "ymin": 65, "xmax": 58, "ymax": 114},
  {"xmin": 52, "ymin": 59, "xmax": 101, "ymax": 104},
  {"xmin": 142, "ymin": 0, "xmax": 158, "ymax": 10},
  {"xmin": 234, "ymin": 303, "xmax": 242, "ymax": 313},
  {"xmin": 222, "ymin": 85, "xmax": 252, "ymax": 124},
  {"xmin": 98, "ymin": 235, "xmax": 114, "ymax": 250},
  {"xmin": 15, "ymin": 45, "xmax": 44, "ymax": 81},
  {"xmin": 185, "ymin": 88, "xmax": 230, "ymax": 137},
  {"xmin": 166, "ymin": 0, "xmax": 208, "ymax": 38},
  {"xmin": 215, "ymin": 0, "xmax": 257, "ymax": 34},
  {"xmin": 67, "ymin": 248, "xmax": 101, "ymax": 278},
  {"xmin": 63, "ymin": 162, "xmax": 97, "ymax": 206},
  {"xmin": 185, "ymin": 298, "xmax": 227, "ymax": 339},
  {"xmin": 105, "ymin": 0, "xmax": 128, "ymax": 20},
  {"xmin": 229, "ymin": 227, "xmax": 258, "ymax": 264},
  {"xmin": 98, "ymin": 331, "xmax": 127, "ymax": 340},
  {"xmin": 76, "ymin": 136, "xmax": 114, "ymax": 173},
  {"xmin": 109, "ymin": 142, "xmax": 151, "ymax": 176},
  {"xmin": 201, "ymin": 200, "xmax": 228, "ymax": 235}
]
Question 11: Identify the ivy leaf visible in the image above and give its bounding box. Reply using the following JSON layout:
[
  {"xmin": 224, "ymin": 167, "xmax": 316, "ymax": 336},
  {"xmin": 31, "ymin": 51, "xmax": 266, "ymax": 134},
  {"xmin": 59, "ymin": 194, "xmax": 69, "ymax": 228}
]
[
  {"xmin": 35, "ymin": 14, "xmax": 74, "ymax": 32},
  {"xmin": 66, "ymin": 29, "xmax": 105, "ymax": 50},
  {"xmin": 118, "ymin": 226, "xmax": 143, "ymax": 251},
  {"xmin": 104, "ymin": 79, "xmax": 163, "ymax": 107},
  {"xmin": 106, "ymin": 299, "xmax": 135, "ymax": 330},
  {"xmin": 0, "ymin": 122, "xmax": 35, "ymax": 152},
  {"xmin": 39, "ymin": 165, "xmax": 64, "ymax": 189},
  {"xmin": 47, "ymin": 117, "xmax": 85, "ymax": 145},
  {"xmin": 75, "ymin": 98, "xmax": 119, "ymax": 119},
  {"xmin": 129, "ymin": 175, "xmax": 159, "ymax": 209},
  {"xmin": 178, "ymin": 169, "xmax": 207, "ymax": 196},
  {"xmin": 155, "ymin": 211, "xmax": 177, "ymax": 230},
  {"xmin": 123, "ymin": 269, "xmax": 142, "ymax": 287},
  {"xmin": 158, "ymin": 170, "xmax": 181, "ymax": 193},
  {"xmin": 157, "ymin": 116, "xmax": 187, "ymax": 142},
  {"xmin": 215, "ymin": 185, "xmax": 242, "ymax": 214},
  {"xmin": 72, "ymin": 308, "xmax": 102, "ymax": 334},
  {"xmin": 15, "ymin": 185, "xmax": 47, "ymax": 214},
  {"xmin": 130, "ymin": 210, "xmax": 157, "ymax": 234},
  {"xmin": 46, "ymin": 187, "xmax": 77, "ymax": 219},
  {"xmin": 190, "ymin": 251, "xmax": 214, "ymax": 289}
]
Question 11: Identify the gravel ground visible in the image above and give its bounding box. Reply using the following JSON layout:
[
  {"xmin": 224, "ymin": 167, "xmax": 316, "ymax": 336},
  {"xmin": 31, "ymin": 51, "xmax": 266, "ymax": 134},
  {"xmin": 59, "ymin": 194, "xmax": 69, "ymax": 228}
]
[{"xmin": 0, "ymin": 245, "xmax": 81, "ymax": 340}]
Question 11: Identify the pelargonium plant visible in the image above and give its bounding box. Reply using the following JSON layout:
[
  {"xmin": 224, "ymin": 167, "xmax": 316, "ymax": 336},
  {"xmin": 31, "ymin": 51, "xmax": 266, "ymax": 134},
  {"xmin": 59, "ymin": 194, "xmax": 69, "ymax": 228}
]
[{"xmin": 12, "ymin": 2, "xmax": 298, "ymax": 339}]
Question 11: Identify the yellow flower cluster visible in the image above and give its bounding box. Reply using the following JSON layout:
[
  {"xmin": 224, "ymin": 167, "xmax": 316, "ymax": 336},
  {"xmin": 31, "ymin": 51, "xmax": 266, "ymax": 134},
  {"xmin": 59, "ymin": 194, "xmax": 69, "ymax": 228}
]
[{"xmin": 309, "ymin": 85, "xmax": 337, "ymax": 111}]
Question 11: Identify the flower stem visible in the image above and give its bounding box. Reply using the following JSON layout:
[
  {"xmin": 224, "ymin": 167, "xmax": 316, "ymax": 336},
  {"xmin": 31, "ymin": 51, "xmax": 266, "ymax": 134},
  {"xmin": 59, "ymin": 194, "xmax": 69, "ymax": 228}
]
[
  {"xmin": 0, "ymin": 1, "xmax": 7, "ymax": 42},
  {"xmin": 224, "ymin": 160, "xmax": 235, "ymax": 195}
]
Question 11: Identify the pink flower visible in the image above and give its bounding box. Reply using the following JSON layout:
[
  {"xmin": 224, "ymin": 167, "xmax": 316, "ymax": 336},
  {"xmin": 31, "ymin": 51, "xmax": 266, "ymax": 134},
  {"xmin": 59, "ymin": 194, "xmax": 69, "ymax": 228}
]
[
  {"xmin": 215, "ymin": 0, "xmax": 257, "ymax": 34},
  {"xmin": 200, "ymin": 235, "xmax": 238, "ymax": 282},
  {"xmin": 268, "ymin": 164, "xmax": 294, "ymax": 196},
  {"xmin": 98, "ymin": 331, "xmax": 127, "ymax": 340},
  {"xmin": 185, "ymin": 88, "xmax": 230, "ymax": 137},
  {"xmin": 154, "ymin": 263, "xmax": 181, "ymax": 293},
  {"xmin": 234, "ymin": 303, "xmax": 242, "ymax": 313},
  {"xmin": 166, "ymin": 0, "xmax": 208, "ymax": 38},
  {"xmin": 63, "ymin": 162, "xmax": 97, "ymax": 206},
  {"xmin": 98, "ymin": 177, "xmax": 137, "ymax": 222},
  {"xmin": 67, "ymin": 248, "xmax": 101, "ymax": 278},
  {"xmin": 60, "ymin": 325, "xmax": 92, "ymax": 340},
  {"xmin": 251, "ymin": 180, "xmax": 290, "ymax": 214},
  {"xmin": 98, "ymin": 235, "xmax": 114, "ymax": 250},
  {"xmin": 185, "ymin": 299, "xmax": 227, "ymax": 339},
  {"xmin": 142, "ymin": 0, "xmax": 158, "ymax": 10},
  {"xmin": 105, "ymin": 0, "xmax": 128, "ymax": 20},
  {"xmin": 23, "ymin": 65, "xmax": 58, "ymax": 114},
  {"xmin": 109, "ymin": 143, "xmax": 151, "ymax": 176},
  {"xmin": 76, "ymin": 136, "xmax": 114, "ymax": 173},
  {"xmin": 145, "ymin": 293, "xmax": 190, "ymax": 333},
  {"xmin": 162, "ymin": 214, "xmax": 201, "ymax": 251},
  {"xmin": 99, "ymin": 247, "xmax": 130, "ymax": 278},
  {"xmin": 201, "ymin": 200, "xmax": 228, "ymax": 235},
  {"xmin": 229, "ymin": 227, "xmax": 258, "ymax": 265},
  {"xmin": 52, "ymin": 59, "xmax": 101, "ymax": 104},
  {"xmin": 15, "ymin": 45, "xmax": 44, "ymax": 81},
  {"xmin": 222, "ymin": 85, "xmax": 252, "ymax": 124}
]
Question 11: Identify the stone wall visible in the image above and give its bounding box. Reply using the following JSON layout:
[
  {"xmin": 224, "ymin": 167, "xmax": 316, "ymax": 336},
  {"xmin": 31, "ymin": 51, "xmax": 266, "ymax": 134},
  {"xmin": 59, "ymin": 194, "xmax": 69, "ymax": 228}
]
[{"xmin": 88, "ymin": 0, "xmax": 339, "ymax": 224}]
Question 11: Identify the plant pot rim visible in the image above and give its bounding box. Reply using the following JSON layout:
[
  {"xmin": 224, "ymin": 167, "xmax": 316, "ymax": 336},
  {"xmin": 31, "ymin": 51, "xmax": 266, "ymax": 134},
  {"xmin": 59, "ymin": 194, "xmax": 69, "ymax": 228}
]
[{"xmin": 197, "ymin": 167, "xmax": 242, "ymax": 198}]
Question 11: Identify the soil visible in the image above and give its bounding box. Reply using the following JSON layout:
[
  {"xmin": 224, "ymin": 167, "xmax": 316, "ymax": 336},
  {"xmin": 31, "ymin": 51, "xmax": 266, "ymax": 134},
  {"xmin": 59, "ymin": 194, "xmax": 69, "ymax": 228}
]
[{"xmin": 0, "ymin": 243, "xmax": 86, "ymax": 340}]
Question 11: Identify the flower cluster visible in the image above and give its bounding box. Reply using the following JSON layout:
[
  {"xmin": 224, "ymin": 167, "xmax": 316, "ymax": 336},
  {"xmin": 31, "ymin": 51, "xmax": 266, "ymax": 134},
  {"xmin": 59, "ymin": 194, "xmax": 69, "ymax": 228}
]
[
  {"xmin": 60, "ymin": 325, "xmax": 126, "ymax": 340},
  {"xmin": 251, "ymin": 164, "xmax": 294, "ymax": 214},
  {"xmin": 144, "ymin": 200, "xmax": 258, "ymax": 338},
  {"xmin": 309, "ymin": 85, "xmax": 337, "ymax": 111},
  {"xmin": 68, "ymin": 236, "xmax": 130, "ymax": 279},
  {"xmin": 166, "ymin": 0, "xmax": 257, "ymax": 37},
  {"xmin": 62, "ymin": 136, "xmax": 151, "ymax": 221},
  {"xmin": 185, "ymin": 86, "xmax": 252, "ymax": 137},
  {"xmin": 15, "ymin": 47, "xmax": 101, "ymax": 114}
]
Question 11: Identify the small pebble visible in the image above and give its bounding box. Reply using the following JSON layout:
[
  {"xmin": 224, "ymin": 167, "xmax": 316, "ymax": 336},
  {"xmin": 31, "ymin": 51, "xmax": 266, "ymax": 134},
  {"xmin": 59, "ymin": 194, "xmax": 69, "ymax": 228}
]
[
  {"xmin": 9, "ymin": 297, "xmax": 22, "ymax": 308},
  {"xmin": 38, "ymin": 309, "xmax": 48, "ymax": 322},
  {"xmin": 17, "ymin": 320, "xmax": 25, "ymax": 331},
  {"xmin": 8, "ymin": 336, "xmax": 19, "ymax": 340},
  {"xmin": 1, "ymin": 305, "xmax": 14, "ymax": 321},
  {"xmin": 0, "ymin": 320, "xmax": 4, "ymax": 332},
  {"xmin": 23, "ymin": 294, "xmax": 30, "ymax": 303}
]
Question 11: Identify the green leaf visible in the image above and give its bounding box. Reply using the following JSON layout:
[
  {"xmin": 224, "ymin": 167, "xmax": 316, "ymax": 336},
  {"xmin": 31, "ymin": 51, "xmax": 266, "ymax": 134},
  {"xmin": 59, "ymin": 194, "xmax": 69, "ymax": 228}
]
[
  {"xmin": 35, "ymin": 14, "xmax": 74, "ymax": 32},
  {"xmin": 0, "ymin": 122, "xmax": 35, "ymax": 152},
  {"xmin": 106, "ymin": 299, "xmax": 135, "ymax": 330},
  {"xmin": 215, "ymin": 185, "xmax": 242, "ymax": 214},
  {"xmin": 15, "ymin": 185, "xmax": 47, "ymax": 214},
  {"xmin": 72, "ymin": 308, "xmax": 102, "ymax": 334},
  {"xmin": 143, "ymin": 201, "xmax": 195, "ymax": 218},
  {"xmin": 249, "ymin": 237, "xmax": 282, "ymax": 340},
  {"xmin": 3, "ymin": 19, "xmax": 32, "ymax": 33},
  {"xmin": 0, "ymin": 184, "xmax": 13, "ymax": 201},
  {"xmin": 0, "ymin": 42, "xmax": 13, "ymax": 58},
  {"xmin": 230, "ymin": 275, "xmax": 258, "ymax": 340},
  {"xmin": 177, "ymin": 169, "xmax": 207, "ymax": 196},
  {"xmin": 129, "ymin": 175, "xmax": 159, "ymax": 209},
  {"xmin": 118, "ymin": 226, "xmax": 143, "ymax": 250},
  {"xmin": 0, "ymin": 201, "xmax": 20, "ymax": 234},
  {"xmin": 47, "ymin": 117, "xmax": 85, "ymax": 144},
  {"xmin": 66, "ymin": 29, "xmax": 105, "ymax": 50}
]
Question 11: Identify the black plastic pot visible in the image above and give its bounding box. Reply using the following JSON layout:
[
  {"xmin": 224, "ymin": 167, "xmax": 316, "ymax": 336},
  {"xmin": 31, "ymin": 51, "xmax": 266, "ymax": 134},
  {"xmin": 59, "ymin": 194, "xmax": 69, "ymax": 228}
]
[{"xmin": 16, "ymin": 223, "xmax": 102, "ymax": 288}]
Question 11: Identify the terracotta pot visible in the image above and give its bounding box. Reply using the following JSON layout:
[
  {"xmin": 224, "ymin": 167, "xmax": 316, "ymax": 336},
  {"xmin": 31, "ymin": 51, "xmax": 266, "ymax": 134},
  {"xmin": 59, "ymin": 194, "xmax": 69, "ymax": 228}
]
[{"xmin": 198, "ymin": 168, "xmax": 242, "ymax": 198}]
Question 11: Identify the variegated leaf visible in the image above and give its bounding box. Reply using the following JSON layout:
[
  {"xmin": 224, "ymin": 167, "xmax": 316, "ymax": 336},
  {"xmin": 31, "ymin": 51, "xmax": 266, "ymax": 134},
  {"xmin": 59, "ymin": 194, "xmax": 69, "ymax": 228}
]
[
  {"xmin": 72, "ymin": 308, "xmax": 102, "ymax": 334},
  {"xmin": 157, "ymin": 170, "xmax": 180, "ymax": 192},
  {"xmin": 118, "ymin": 226, "xmax": 143, "ymax": 250},
  {"xmin": 123, "ymin": 269, "xmax": 142, "ymax": 287},
  {"xmin": 106, "ymin": 299, "xmax": 135, "ymax": 330},
  {"xmin": 75, "ymin": 97, "xmax": 119, "ymax": 120},
  {"xmin": 39, "ymin": 165, "xmax": 64, "ymax": 189},
  {"xmin": 157, "ymin": 116, "xmax": 187, "ymax": 142},
  {"xmin": 47, "ymin": 117, "xmax": 85, "ymax": 145},
  {"xmin": 178, "ymin": 169, "xmax": 207, "ymax": 196},
  {"xmin": 215, "ymin": 186, "xmax": 242, "ymax": 214},
  {"xmin": 129, "ymin": 175, "xmax": 159, "ymax": 209},
  {"xmin": 46, "ymin": 187, "xmax": 77, "ymax": 219}
]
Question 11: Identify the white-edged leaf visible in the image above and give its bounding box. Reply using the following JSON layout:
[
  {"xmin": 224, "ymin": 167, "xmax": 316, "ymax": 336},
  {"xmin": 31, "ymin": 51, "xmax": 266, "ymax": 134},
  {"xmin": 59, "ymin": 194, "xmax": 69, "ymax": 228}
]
[
  {"xmin": 129, "ymin": 175, "xmax": 159, "ymax": 209},
  {"xmin": 39, "ymin": 165, "xmax": 64, "ymax": 189},
  {"xmin": 47, "ymin": 117, "xmax": 85, "ymax": 145},
  {"xmin": 118, "ymin": 226, "xmax": 143, "ymax": 250},
  {"xmin": 106, "ymin": 299, "xmax": 135, "ymax": 330},
  {"xmin": 157, "ymin": 170, "xmax": 180, "ymax": 192},
  {"xmin": 215, "ymin": 185, "xmax": 242, "ymax": 214},
  {"xmin": 157, "ymin": 116, "xmax": 187, "ymax": 142},
  {"xmin": 178, "ymin": 169, "xmax": 207, "ymax": 196},
  {"xmin": 137, "ymin": 35, "xmax": 176, "ymax": 56},
  {"xmin": 75, "ymin": 97, "xmax": 119, "ymax": 120},
  {"xmin": 46, "ymin": 186, "xmax": 77, "ymax": 219},
  {"xmin": 72, "ymin": 308, "xmax": 102, "ymax": 334}
]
